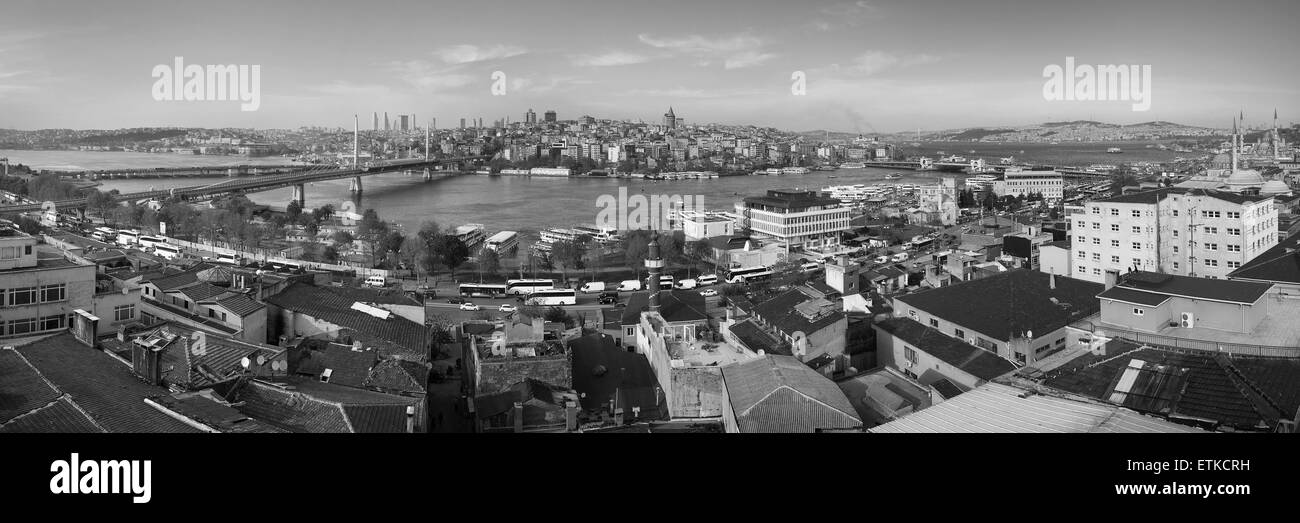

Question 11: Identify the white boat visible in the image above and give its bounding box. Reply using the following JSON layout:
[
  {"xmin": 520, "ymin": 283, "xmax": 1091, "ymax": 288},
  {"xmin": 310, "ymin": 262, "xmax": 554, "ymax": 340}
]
[
  {"xmin": 965, "ymin": 174, "xmax": 997, "ymax": 189},
  {"xmin": 453, "ymin": 224, "xmax": 486, "ymax": 250},
  {"xmin": 782, "ymin": 167, "xmax": 811, "ymax": 175},
  {"xmin": 485, "ymin": 231, "xmax": 519, "ymax": 253},
  {"xmin": 839, "ymin": 162, "xmax": 867, "ymax": 169}
]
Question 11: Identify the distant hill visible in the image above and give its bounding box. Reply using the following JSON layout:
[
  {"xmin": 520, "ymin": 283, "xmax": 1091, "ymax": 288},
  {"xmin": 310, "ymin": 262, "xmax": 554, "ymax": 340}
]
[{"xmin": 879, "ymin": 120, "xmax": 1225, "ymax": 142}]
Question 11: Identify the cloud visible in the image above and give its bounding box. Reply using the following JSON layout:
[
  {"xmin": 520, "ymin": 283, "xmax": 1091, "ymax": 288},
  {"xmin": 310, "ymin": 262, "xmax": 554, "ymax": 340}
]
[
  {"xmin": 619, "ymin": 86, "xmax": 768, "ymax": 99},
  {"xmin": 810, "ymin": 1, "xmax": 882, "ymax": 31},
  {"xmin": 570, "ymin": 51, "xmax": 651, "ymax": 67},
  {"xmin": 637, "ymin": 33, "xmax": 774, "ymax": 69},
  {"xmin": 432, "ymin": 44, "xmax": 526, "ymax": 64},
  {"xmin": 828, "ymin": 51, "xmax": 941, "ymax": 76}
]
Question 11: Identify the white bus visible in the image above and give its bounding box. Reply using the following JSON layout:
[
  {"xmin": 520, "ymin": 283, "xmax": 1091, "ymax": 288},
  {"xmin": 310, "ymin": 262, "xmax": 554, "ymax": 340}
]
[
  {"xmin": 138, "ymin": 236, "xmax": 166, "ymax": 251},
  {"xmin": 801, "ymin": 262, "xmax": 822, "ymax": 273},
  {"xmin": 506, "ymin": 279, "xmax": 555, "ymax": 295},
  {"xmin": 215, "ymin": 252, "xmax": 242, "ymax": 265},
  {"xmin": 116, "ymin": 230, "xmax": 140, "ymax": 247},
  {"xmin": 525, "ymin": 289, "xmax": 577, "ymax": 306},
  {"xmin": 724, "ymin": 266, "xmax": 772, "ymax": 284},
  {"xmin": 153, "ymin": 244, "xmax": 182, "ymax": 260},
  {"xmin": 91, "ymin": 227, "xmax": 116, "ymax": 243},
  {"xmin": 459, "ymin": 283, "xmax": 508, "ymax": 298}
]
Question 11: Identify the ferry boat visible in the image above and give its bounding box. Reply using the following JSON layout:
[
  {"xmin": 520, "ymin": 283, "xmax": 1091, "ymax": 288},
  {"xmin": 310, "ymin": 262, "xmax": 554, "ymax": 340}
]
[
  {"xmin": 539, "ymin": 227, "xmax": 589, "ymax": 244},
  {"xmin": 782, "ymin": 167, "xmax": 811, "ymax": 175},
  {"xmin": 485, "ymin": 231, "xmax": 519, "ymax": 253},
  {"xmin": 453, "ymin": 224, "xmax": 487, "ymax": 250},
  {"xmin": 965, "ymin": 174, "xmax": 998, "ymax": 189},
  {"xmin": 574, "ymin": 225, "xmax": 621, "ymax": 244},
  {"xmin": 1107, "ymin": 147, "xmax": 1123, "ymax": 154},
  {"xmin": 1000, "ymin": 156, "xmax": 1016, "ymax": 165},
  {"xmin": 839, "ymin": 162, "xmax": 867, "ymax": 169},
  {"xmin": 883, "ymin": 173, "xmax": 902, "ymax": 180}
]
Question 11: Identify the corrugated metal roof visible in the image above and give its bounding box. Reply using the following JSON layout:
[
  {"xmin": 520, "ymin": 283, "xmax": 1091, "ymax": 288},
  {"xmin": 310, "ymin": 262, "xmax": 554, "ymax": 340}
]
[
  {"xmin": 870, "ymin": 382, "xmax": 1205, "ymax": 433},
  {"xmin": 721, "ymin": 355, "xmax": 861, "ymax": 433}
]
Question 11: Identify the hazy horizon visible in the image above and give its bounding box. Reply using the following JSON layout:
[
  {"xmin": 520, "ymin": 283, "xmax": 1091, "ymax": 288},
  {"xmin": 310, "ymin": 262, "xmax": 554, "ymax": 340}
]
[{"xmin": 3, "ymin": 0, "xmax": 1297, "ymax": 132}]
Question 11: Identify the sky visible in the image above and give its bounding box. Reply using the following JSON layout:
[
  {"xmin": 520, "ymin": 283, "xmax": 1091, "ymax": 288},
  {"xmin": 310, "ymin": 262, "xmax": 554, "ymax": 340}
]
[{"xmin": 1, "ymin": 0, "xmax": 1297, "ymax": 133}]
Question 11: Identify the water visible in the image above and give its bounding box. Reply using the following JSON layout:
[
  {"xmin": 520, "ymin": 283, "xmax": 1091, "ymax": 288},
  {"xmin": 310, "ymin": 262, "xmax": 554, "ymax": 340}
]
[
  {"xmin": 1, "ymin": 144, "xmax": 1181, "ymax": 263},
  {"xmin": 0, "ymin": 149, "xmax": 300, "ymax": 171},
  {"xmin": 906, "ymin": 141, "xmax": 1190, "ymax": 165}
]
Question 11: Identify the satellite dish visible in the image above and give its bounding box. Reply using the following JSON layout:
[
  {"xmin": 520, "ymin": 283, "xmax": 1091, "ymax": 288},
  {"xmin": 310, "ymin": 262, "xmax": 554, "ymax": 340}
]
[
  {"xmin": 256, "ymin": 354, "xmax": 266, "ymax": 366},
  {"xmin": 240, "ymin": 357, "xmax": 251, "ymax": 369},
  {"xmin": 1026, "ymin": 330, "xmax": 1033, "ymax": 339},
  {"xmin": 272, "ymin": 360, "xmax": 287, "ymax": 371}
]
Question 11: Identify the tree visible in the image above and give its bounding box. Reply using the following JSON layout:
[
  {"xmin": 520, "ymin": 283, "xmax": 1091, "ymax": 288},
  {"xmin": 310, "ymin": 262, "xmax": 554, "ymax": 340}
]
[
  {"xmin": 332, "ymin": 230, "xmax": 354, "ymax": 245},
  {"xmin": 286, "ymin": 200, "xmax": 302, "ymax": 222},
  {"xmin": 355, "ymin": 209, "xmax": 389, "ymax": 266},
  {"xmin": 475, "ymin": 248, "xmax": 501, "ymax": 281},
  {"xmin": 549, "ymin": 238, "xmax": 587, "ymax": 283},
  {"xmin": 424, "ymin": 234, "xmax": 470, "ymax": 279},
  {"xmin": 381, "ymin": 230, "xmax": 406, "ymax": 267},
  {"xmin": 544, "ymin": 306, "xmax": 574, "ymax": 328},
  {"xmin": 313, "ymin": 204, "xmax": 335, "ymax": 222},
  {"xmin": 323, "ymin": 245, "xmax": 340, "ymax": 263}
]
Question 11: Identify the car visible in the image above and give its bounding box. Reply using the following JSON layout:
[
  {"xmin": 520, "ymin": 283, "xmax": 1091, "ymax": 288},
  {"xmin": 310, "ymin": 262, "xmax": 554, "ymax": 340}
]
[
  {"xmin": 699, "ymin": 288, "xmax": 719, "ymax": 297},
  {"xmin": 446, "ymin": 297, "xmax": 466, "ymax": 304},
  {"xmin": 460, "ymin": 302, "xmax": 480, "ymax": 311},
  {"xmin": 597, "ymin": 296, "xmax": 618, "ymax": 305},
  {"xmin": 498, "ymin": 304, "xmax": 517, "ymax": 313}
]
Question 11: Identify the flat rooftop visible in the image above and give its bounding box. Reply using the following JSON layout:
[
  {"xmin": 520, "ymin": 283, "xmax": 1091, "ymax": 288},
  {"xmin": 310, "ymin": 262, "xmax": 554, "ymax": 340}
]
[
  {"xmin": 670, "ymin": 339, "xmax": 754, "ymax": 368},
  {"xmin": 1095, "ymin": 293, "xmax": 1300, "ymax": 352}
]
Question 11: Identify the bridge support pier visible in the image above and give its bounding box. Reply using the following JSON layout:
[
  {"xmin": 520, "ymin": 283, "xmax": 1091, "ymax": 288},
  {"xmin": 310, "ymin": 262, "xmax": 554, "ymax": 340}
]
[
  {"xmin": 350, "ymin": 176, "xmax": 363, "ymax": 193},
  {"xmin": 290, "ymin": 184, "xmax": 306, "ymax": 208},
  {"xmin": 423, "ymin": 168, "xmax": 432, "ymax": 181}
]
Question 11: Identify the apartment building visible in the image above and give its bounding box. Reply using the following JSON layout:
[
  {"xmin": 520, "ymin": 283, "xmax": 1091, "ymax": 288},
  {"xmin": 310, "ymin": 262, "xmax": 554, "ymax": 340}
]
[
  {"xmin": 1071, "ymin": 188, "xmax": 1279, "ymax": 283},
  {"xmin": 0, "ymin": 229, "xmax": 96, "ymax": 339},
  {"xmin": 992, "ymin": 168, "xmax": 1064, "ymax": 201}
]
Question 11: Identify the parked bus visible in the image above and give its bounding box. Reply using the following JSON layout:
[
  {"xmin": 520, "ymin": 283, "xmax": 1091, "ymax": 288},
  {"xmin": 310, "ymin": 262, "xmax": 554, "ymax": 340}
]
[
  {"xmin": 801, "ymin": 262, "xmax": 822, "ymax": 273},
  {"xmin": 153, "ymin": 244, "xmax": 182, "ymax": 260},
  {"xmin": 506, "ymin": 279, "xmax": 555, "ymax": 295},
  {"xmin": 116, "ymin": 230, "xmax": 140, "ymax": 247},
  {"xmin": 525, "ymin": 289, "xmax": 577, "ymax": 306},
  {"xmin": 724, "ymin": 266, "xmax": 772, "ymax": 284},
  {"xmin": 215, "ymin": 252, "xmax": 242, "ymax": 265},
  {"xmin": 91, "ymin": 227, "xmax": 116, "ymax": 243},
  {"xmin": 459, "ymin": 283, "xmax": 508, "ymax": 298},
  {"xmin": 138, "ymin": 236, "xmax": 166, "ymax": 251}
]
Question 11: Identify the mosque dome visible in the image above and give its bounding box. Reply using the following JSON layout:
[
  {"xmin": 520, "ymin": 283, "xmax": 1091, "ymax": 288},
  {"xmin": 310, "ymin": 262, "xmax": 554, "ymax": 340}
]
[
  {"xmin": 1260, "ymin": 179, "xmax": 1291, "ymax": 196},
  {"xmin": 1225, "ymin": 168, "xmax": 1265, "ymax": 189}
]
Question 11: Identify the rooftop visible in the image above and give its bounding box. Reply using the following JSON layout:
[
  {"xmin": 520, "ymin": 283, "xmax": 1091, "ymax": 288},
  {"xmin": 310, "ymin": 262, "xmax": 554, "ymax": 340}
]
[
  {"xmin": 721, "ymin": 355, "xmax": 861, "ymax": 433},
  {"xmin": 568, "ymin": 333, "xmax": 664, "ymax": 417},
  {"xmin": 750, "ymin": 286, "xmax": 845, "ymax": 336},
  {"xmin": 1228, "ymin": 229, "xmax": 1300, "ymax": 285},
  {"xmin": 1096, "ymin": 187, "xmax": 1272, "ymax": 206},
  {"xmin": 894, "ymin": 269, "xmax": 1103, "ymax": 342},
  {"xmin": 875, "ymin": 318, "xmax": 1018, "ymax": 381},
  {"xmin": 1106, "ymin": 270, "xmax": 1273, "ymax": 305},
  {"xmin": 620, "ymin": 289, "xmax": 709, "ymax": 326},
  {"xmin": 870, "ymin": 380, "xmax": 1206, "ymax": 433},
  {"xmin": 265, "ymin": 282, "xmax": 427, "ymax": 360}
]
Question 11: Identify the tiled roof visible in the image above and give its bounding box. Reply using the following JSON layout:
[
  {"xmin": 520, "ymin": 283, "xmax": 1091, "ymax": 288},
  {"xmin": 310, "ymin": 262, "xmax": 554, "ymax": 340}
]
[
  {"xmin": 148, "ymin": 393, "xmax": 285, "ymax": 433},
  {"xmin": 1228, "ymin": 230, "xmax": 1300, "ymax": 284},
  {"xmin": 173, "ymin": 282, "xmax": 228, "ymax": 302},
  {"xmin": 727, "ymin": 318, "xmax": 791, "ymax": 356},
  {"xmin": 870, "ymin": 381, "xmax": 1206, "ymax": 433},
  {"xmin": 202, "ymin": 293, "xmax": 266, "ymax": 317},
  {"xmin": 721, "ymin": 355, "xmax": 861, "ymax": 433},
  {"xmin": 364, "ymin": 359, "xmax": 429, "ymax": 394},
  {"xmin": 265, "ymin": 282, "xmax": 427, "ymax": 358},
  {"xmin": 147, "ymin": 325, "xmax": 285, "ymax": 389},
  {"xmin": 0, "ymin": 348, "xmax": 61, "ymax": 424},
  {"xmin": 0, "ymin": 397, "xmax": 103, "ymax": 433},
  {"xmin": 751, "ymin": 287, "xmax": 845, "ymax": 337},
  {"xmin": 620, "ymin": 290, "xmax": 709, "ymax": 325},
  {"xmin": 568, "ymin": 333, "xmax": 662, "ymax": 416},
  {"xmin": 1040, "ymin": 342, "xmax": 1295, "ymax": 430},
  {"xmin": 875, "ymin": 318, "xmax": 1017, "ymax": 381},
  {"xmin": 894, "ymin": 269, "xmax": 1102, "ymax": 343},
  {"xmin": 1112, "ymin": 271, "xmax": 1272, "ymax": 304},
  {"xmin": 231, "ymin": 378, "xmax": 419, "ymax": 433},
  {"xmin": 12, "ymin": 333, "xmax": 201, "ymax": 433}
]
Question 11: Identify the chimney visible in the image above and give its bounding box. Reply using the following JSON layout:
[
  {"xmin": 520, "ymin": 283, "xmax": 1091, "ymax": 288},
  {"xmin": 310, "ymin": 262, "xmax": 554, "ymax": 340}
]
[
  {"xmin": 646, "ymin": 234, "xmax": 664, "ymax": 313},
  {"xmin": 532, "ymin": 317, "xmax": 544, "ymax": 339},
  {"xmin": 405, "ymin": 405, "xmax": 416, "ymax": 434},
  {"xmin": 565, "ymin": 400, "xmax": 578, "ymax": 432},
  {"xmin": 131, "ymin": 342, "xmax": 163, "ymax": 385},
  {"xmin": 1049, "ymin": 271, "xmax": 1057, "ymax": 290},
  {"xmin": 513, "ymin": 402, "xmax": 524, "ymax": 433},
  {"xmin": 614, "ymin": 407, "xmax": 624, "ymax": 426},
  {"xmin": 1104, "ymin": 269, "xmax": 1119, "ymax": 290}
]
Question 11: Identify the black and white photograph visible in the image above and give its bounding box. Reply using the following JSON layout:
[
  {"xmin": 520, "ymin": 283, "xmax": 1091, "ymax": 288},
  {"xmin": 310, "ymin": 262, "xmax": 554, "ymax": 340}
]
[{"xmin": 0, "ymin": 0, "xmax": 1294, "ymax": 510}]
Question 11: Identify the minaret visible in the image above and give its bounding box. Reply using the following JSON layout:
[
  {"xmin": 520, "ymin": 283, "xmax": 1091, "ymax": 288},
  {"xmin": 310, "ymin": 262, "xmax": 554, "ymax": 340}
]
[
  {"xmin": 1274, "ymin": 109, "xmax": 1280, "ymax": 159},
  {"xmin": 353, "ymin": 114, "xmax": 359, "ymax": 167},
  {"xmin": 425, "ymin": 122, "xmax": 431, "ymax": 159},
  {"xmin": 1231, "ymin": 116, "xmax": 1239, "ymax": 172},
  {"xmin": 645, "ymin": 234, "xmax": 664, "ymax": 313}
]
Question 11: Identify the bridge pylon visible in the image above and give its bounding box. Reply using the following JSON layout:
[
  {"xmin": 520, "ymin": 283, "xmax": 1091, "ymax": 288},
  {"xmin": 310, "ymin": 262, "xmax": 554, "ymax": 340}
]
[
  {"xmin": 423, "ymin": 168, "xmax": 432, "ymax": 181},
  {"xmin": 291, "ymin": 184, "xmax": 306, "ymax": 208},
  {"xmin": 350, "ymin": 176, "xmax": 363, "ymax": 193}
]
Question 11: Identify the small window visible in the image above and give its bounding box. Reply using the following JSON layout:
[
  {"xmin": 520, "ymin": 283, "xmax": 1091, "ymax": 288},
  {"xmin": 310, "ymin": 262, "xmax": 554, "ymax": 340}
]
[
  {"xmin": 1133, "ymin": 308, "xmax": 1144, "ymax": 316},
  {"xmin": 929, "ymin": 318, "xmax": 938, "ymax": 328}
]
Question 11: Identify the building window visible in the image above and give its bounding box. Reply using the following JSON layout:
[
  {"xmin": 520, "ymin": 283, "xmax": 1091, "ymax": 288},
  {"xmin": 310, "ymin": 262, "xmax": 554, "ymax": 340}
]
[
  {"xmin": 1204, "ymin": 226, "xmax": 1218, "ymax": 234},
  {"xmin": 1092, "ymin": 238, "xmax": 1100, "ymax": 245},
  {"xmin": 1172, "ymin": 230, "xmax": 1179, "ymax": 238},
  {"xmin": 1131, "ymin": 226, "xmax": 1141, "ymax": 234},
  {"xmin": 1111, "ymin": 240, "xmax": 1120, "ymax": 248},
  {"xmin": 1227, "ymin": 244, "xmax": 1240, "ymax": 252},
  {"xmin": 1206, "ymin": 243, "xmax": 1217, "ymax": 251},
  {"xmin": 39, "ymin": 315, "xmax": 63, "ymax": 331},
  {"xmin": 7, "ymin": 287, "xmax": 36, "ymax": 307},
  {"xmin": 908, "ymin": 310, "xmax": 917, "ymax": 319},
  {"xmin": 1227, "ymin": 211, "xmax": 1240, "ymax": 219},
  {"xmin": 955, "ymin": 328, "xmax": 965, "ymax": 339},
  {"xmin": 1091, "ymin": 207, "xmax": 1100, "ymax": 214},
  {"xmin": 1092, "ymin": 253, "xmax": 1100, "ymax": 261},
  {"xmin": 114, "ymin": 304, "xmax": 135, "ymax": 322},
  {"xmin": 1205, "ymin": 259, "xmax": 1218, "ymax": 267},
  {"xmin": 1228, "ymin": 228, "xmax": 1241, "ymax": 236},
  {"xmin": 1227, "ymin": 261, "xmax": 1241, "ymax": 268},
  {"xmin": 904, "ymin": 346, "xmax": 918, "ymax": 364},
  {"xmin": 1092, "ymin": 222, "xmax": 1100, "ymax": 230},
  {"xmin": 1111, "ymin": 224, "xmax": 1120, "ymax": 232},
  {"xmin": 39, "ymin": 284, "xmax": 65, "ymax": 303},
  {"xmin": 1131, "ymin": 210, "xmax": 1141, "ymax": 217},
  {"xmin": 1172, "ymin": 209, "xmax": 1179, "ymax": 217},
  {"xmin": 1132, "ymin": 242, "xmax": 1141, "ymax": 250},
  {"xmin": 929, "ymin": 318, "xmax": 939, "ymax": 328},
  {"xmin": 1133, "ymin": 308, "xmax": 1144, "ymax": 316},
  {"xmin": 8, "ymin": 317, "xmax": 36, "ymax": 335},
  {"xmin": 974, "ymin": 337, "xmax": 996, "ymax": 351},
  {"xmin": 1093, "ymin": 268, "xmax": 1101, "ymax": 275},
  {"xmin": 0, "ymin": 246, "xmax": 16, "ymax": 260},
  {"xmin": 1173, "ymin": 262, "xmax": 1180, "ymax": 270},
  {"xmin": 1078, "ymin": 250, "xmax": 1086, "ymax": 258},
  {"xmin": 1110, "ymin": 208, "xmax": 1119, "ymax": 216},
  {"xmin": 1111, "ymin": 255, "xmax": 1120, "ymax": 263}
]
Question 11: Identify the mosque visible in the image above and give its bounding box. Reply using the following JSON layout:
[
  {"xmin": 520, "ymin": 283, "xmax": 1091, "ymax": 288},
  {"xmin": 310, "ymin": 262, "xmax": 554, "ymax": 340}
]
[{"xmin": 1175, "ymin": 111, "xmax": 1293, "ymax": 197}]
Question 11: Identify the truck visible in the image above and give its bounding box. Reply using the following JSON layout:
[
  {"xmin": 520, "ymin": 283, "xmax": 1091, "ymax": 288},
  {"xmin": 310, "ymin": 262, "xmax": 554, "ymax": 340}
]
[
  {"xmin": 617, "ymin": 279, "xmax": 643, "ymax": 292},
  {"xmin": 579, "ymin": 281, "xmax": 606, "ymax": 293},
  {"xmin": 675, "ymin": 278, "xmax": 698, "ymax": 290}
]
